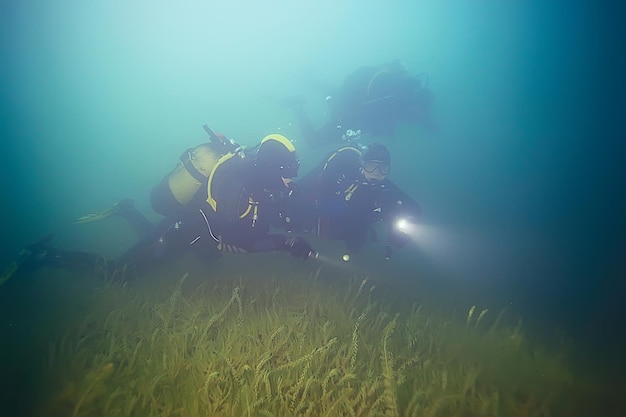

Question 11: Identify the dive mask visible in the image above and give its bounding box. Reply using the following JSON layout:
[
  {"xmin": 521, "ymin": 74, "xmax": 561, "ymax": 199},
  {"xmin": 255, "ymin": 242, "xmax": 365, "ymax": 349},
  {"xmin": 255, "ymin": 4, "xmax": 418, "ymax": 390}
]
[{"xmin": 362, "ymin": 160, "xmax": 391, "ymax": 176}]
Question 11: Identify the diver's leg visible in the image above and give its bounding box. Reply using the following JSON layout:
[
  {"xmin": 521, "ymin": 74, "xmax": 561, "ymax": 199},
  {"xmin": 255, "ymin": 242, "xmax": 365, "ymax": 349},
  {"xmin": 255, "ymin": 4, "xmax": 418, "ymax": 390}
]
[
  {"xmin": 316, "ymin": 122, "xmax": 347, "ymax": 147},
  {"xmin": 115, "ymin": 217, "xmax": 176, "ymax": 270},
  {"xmin": 1, "ymin": 236, "xmax": 109, "ymax": 285},
  {"xmin": 54, "ymin": 249, "xmax": 111, "ymax": 274},
  {"xmin": 288, "ymin": 97, "xmax": 319, "ymax": 146},
  {"xmin": 110, "ymin": 199, "xmax": 155, "ymax": 239},
  {"xmin": 282, "ymin": 95, "xmax": 347, "ymax": 147},
  {"xmin": 113, "ymin": 214, "xmax": 197, "ymax": 278},
  {"xmin": 281, "ymin": 96, "xmax": 325, "ymax": 147},
  {"xmin": 294, "ymin": 107, "xmax": 317, "ymax": 145}
]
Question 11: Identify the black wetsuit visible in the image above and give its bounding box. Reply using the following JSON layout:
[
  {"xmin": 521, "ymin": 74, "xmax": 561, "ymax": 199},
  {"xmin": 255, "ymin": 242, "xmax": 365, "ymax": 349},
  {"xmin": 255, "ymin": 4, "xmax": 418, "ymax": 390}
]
[
  {"xmin": 294, "ymin": 63, "xmax": 434, "ymax": 147},
  {"xmin": 288, "ymin": 146, "xmax": 421, "ymax": 252},
  {"xmin": 6, "ymin": 153, "xmax": 307, "ymax": 282},
  {"xmin": 195, "ymin": 153, "xmax": 295, "ymax": 254}
]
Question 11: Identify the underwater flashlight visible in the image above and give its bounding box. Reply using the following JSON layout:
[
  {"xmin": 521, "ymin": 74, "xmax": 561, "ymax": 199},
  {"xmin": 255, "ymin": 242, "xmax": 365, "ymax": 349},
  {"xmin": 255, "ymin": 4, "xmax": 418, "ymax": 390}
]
[
  {"xmin": 342, "ymin": 253, "xmax": 351, "ymax": 262},
  {"xmin": 394, "ymin": 216, "xmax": 412, "ymax": 233}
]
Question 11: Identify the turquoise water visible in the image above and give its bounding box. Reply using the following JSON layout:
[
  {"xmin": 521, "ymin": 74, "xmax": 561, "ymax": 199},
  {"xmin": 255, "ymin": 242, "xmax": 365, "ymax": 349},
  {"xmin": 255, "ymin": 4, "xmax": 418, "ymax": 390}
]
[{"xmin": 1, "ymin": 1, "xmax": 622, "ymax": 415}]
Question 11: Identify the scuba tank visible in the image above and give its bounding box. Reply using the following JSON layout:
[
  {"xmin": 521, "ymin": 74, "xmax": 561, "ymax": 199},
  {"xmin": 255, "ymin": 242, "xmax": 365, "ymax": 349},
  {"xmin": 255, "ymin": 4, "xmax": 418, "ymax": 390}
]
[
  {"xmin": 168, "ymin": 143, "xmax": 221, "ymax": 205},
  {"xmin": 150, "ymin": 125, "xmax": 242, "ymax": 216}
]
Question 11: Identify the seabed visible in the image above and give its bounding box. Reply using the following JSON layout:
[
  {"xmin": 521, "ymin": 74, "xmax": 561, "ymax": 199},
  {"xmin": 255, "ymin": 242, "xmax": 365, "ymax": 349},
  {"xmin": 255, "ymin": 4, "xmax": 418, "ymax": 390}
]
[{"xmin": 0, "ymin": 252, "xmax": 618, "ymax": 417}]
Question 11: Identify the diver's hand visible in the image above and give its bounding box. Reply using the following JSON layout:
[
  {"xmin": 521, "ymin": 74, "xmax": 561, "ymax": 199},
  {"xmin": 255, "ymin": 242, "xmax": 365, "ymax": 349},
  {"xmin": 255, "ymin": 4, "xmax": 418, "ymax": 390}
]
[
  {"xmin": 388, "ymin": 215, "xmax": 418, "ymax": 248},
  {"xmin": 284, "ymin": 236, "xmax": 315, "ymax": 259}
]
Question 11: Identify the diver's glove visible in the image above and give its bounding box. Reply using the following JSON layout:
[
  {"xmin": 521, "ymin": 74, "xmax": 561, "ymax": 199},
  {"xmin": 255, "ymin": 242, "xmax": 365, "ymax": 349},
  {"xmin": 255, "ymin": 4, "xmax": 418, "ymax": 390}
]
[
  {"xmin": 387, "ymin": 215, "xmax": 418, "ymax": 248},
  {"xmin": 284, "ymin": 236, "xmax": 316, "ymax": 259}
]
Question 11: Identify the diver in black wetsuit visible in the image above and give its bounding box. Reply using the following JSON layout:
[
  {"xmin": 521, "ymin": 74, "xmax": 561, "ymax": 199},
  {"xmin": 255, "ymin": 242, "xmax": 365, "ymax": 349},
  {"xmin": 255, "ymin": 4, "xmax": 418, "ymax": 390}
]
[
  {"xmin": 286, "ymin": 142, "xmax": 422, "ymax": 258},
  {"xmin": 1, "ymin": 134, "xmax": 315, "ymax": 284},
  {"xmin": 286, "ymin": 61, "xmax": 434, "ymax": 148}
]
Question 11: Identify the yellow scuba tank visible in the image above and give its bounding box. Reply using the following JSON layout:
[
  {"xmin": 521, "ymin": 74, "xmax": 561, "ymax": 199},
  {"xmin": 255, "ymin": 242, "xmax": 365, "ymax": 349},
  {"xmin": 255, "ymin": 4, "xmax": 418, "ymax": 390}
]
[
  {"xmin": 151, "ymin": 142, "xmax": 222, "ymax": 216},
  {"xmin": 168, "ymin": 143, "xmax": 221, "ymax": 205}
]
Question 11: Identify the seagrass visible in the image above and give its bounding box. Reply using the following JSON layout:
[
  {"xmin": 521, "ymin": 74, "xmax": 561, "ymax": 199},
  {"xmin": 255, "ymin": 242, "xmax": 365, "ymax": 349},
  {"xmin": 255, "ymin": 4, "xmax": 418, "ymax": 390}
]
[{"xmin": 37, "ymin": 269, "xmax": 579, "ymax": 417}]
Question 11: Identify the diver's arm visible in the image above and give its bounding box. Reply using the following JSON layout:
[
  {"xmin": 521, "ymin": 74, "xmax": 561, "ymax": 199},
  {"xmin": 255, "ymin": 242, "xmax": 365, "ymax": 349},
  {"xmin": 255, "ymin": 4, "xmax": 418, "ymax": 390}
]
[
  {"xmin": 219, "ymin": 193, "xmax": 315, "ymax": 257},
  {"xmin": 220, "ymin": 233, "xmax": 314, "ymax": 259},
  {"xmin": 383, "ymin": 180, "xmax": 422, "ymax": 220},
  {"xmin": 220, "ymin": 233, "xmax": 286, "ymax": 254}
]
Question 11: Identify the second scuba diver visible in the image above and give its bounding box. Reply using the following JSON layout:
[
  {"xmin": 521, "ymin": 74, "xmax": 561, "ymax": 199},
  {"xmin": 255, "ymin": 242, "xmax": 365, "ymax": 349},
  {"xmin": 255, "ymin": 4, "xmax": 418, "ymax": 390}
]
[{"xmin": 287, "ymin": 142, "xmax": 422, "ymax": 260}]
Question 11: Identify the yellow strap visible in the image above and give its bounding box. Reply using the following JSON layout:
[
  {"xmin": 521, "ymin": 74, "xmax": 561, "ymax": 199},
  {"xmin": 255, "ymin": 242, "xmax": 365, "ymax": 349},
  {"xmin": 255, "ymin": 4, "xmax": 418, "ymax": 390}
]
[
  {"xmin": 206, "ymin": 152, "xmax": 237, "ymax": 211},
  {"xmin": 323, "ymin": 146, "xmax": 361, "ymax": 171}
]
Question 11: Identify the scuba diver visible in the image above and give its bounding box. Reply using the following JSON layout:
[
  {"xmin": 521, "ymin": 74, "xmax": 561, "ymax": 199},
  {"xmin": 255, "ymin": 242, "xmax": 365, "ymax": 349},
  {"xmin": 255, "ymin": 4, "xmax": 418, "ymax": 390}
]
[
  {"xmin": 196, "ymin": 132, "xmax": 314, "ymax": 257},
  {"xmin": 126, "ymin": 130, "xmax": 315, "ymax": 265},
  {"xmin": 0, "ymin": 131, "xmax": 316, "ymax": 285},
  {"xmin": 284, "ymin": 61, "xmax": 434, "ymax": 148},
  {"xmin": 287, "ymin": 142, "xmax": 422, "ymax": 259}
]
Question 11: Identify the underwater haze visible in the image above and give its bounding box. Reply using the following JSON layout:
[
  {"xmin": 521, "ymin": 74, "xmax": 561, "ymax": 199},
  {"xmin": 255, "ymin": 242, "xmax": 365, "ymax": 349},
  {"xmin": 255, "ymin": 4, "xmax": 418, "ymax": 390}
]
[{"xmin": 1, "ymin": 0, "xmax": 624, "ymax": 415}]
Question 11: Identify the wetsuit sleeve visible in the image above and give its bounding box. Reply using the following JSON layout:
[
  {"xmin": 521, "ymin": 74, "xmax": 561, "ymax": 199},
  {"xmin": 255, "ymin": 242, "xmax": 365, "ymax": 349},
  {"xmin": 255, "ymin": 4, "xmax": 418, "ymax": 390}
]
[
  {"xmin": 219, "ymin": 232, "xmax": 288, "ymax": 254},
  {"xmin": 245, "ymin": 234, "xmax": 288, "ymax": 252},
  {"xmin": 383, "ymin": 180, "xmax": 422, "ymax": 220}
]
